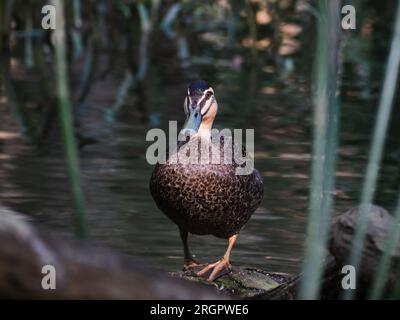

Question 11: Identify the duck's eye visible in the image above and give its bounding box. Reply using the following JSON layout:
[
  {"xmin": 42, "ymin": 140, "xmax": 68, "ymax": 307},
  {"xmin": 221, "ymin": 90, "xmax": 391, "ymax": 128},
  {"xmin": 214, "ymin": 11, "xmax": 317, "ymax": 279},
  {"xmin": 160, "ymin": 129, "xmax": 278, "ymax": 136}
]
[{"xmin": 206, "ymin": 92, "xmax": 213, "ymax": 99}]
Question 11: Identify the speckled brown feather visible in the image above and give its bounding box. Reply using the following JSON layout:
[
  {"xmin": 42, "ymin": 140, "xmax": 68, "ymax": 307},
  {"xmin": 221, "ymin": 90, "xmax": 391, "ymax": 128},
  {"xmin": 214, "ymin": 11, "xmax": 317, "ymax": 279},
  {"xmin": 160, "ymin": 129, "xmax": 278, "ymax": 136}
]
[{"xmin": 150, "ymin": 136, "xmax": 264, "ymax": 239}]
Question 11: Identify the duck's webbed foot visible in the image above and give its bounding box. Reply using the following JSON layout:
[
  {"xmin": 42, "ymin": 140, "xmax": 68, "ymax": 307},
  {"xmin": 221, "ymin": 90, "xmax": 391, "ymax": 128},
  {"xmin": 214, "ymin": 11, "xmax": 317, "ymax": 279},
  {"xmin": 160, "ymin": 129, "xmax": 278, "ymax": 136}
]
[
  {"xmin": 196, "ymin": 257, "xmax": 231, "ymax": 281},
  {"xmin": 196, "ymin": 234, "xmax": 238, "ymax": 281}
]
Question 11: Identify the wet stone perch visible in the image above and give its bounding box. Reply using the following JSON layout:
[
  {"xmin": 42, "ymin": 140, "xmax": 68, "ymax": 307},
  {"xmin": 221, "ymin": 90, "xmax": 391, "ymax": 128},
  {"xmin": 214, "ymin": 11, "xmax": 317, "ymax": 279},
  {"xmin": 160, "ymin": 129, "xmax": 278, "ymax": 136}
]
[{"xmin": 171, "ymin": 267, "xmax": 298, "ymax": 299}]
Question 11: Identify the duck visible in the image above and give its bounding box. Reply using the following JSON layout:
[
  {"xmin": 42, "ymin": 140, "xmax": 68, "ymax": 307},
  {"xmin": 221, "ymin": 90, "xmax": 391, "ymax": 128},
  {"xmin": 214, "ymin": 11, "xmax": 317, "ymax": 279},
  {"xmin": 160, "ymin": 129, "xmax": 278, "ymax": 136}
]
[{"xmin": 150, "ymin": 80, "xmax": 264, "ymax": 281}]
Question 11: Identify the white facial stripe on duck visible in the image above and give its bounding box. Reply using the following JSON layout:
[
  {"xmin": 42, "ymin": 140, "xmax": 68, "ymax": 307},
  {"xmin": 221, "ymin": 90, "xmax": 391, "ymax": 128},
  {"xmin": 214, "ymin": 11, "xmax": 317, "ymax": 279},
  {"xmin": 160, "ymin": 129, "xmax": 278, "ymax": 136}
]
[
  {"xmin": 199, "ymin": 88, "xmax": 214, "ymax": 117},
  {"xmin": 186, "ymin": 88, "xmax": 214, "ymax": 117},
  {"xmin": 184, "ymin": 96, "xmax": 190, "ymax": 115}
]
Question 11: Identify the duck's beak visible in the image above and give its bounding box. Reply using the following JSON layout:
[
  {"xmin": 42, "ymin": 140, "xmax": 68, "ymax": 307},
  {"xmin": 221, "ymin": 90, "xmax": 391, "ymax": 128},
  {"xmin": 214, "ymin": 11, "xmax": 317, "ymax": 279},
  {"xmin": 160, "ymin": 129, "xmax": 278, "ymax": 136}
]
[{"xmin": 179, "ymin": 105, "xmax": 202, "ymax": 138}]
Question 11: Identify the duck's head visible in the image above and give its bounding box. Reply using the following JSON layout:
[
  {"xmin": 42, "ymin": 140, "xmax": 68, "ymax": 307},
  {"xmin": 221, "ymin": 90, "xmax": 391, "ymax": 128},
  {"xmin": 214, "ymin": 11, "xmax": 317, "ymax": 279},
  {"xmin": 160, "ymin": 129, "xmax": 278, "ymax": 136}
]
[{"xmin": 180, "ymin": 80, "xmax": 218, "ymax": 137}]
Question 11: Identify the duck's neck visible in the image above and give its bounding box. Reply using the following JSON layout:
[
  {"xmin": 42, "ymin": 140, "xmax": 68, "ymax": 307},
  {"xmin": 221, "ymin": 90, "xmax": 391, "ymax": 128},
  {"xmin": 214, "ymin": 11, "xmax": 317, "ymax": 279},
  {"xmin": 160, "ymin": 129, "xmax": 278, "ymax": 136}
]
[{"xmin": 197, "ymin": 120, "xmax": 213, "ymax": 139}]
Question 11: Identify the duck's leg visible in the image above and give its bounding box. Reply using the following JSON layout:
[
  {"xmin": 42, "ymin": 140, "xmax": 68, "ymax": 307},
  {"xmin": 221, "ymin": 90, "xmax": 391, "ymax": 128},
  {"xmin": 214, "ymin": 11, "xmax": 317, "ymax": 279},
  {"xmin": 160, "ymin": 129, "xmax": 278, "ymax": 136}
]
[
  {"xmin": 197, "ymin": 234, "xmax": 238, "ymax": 281},
  {"xmin": 179, "ymin": 228, "xmax": 199, "ymax": 270}
]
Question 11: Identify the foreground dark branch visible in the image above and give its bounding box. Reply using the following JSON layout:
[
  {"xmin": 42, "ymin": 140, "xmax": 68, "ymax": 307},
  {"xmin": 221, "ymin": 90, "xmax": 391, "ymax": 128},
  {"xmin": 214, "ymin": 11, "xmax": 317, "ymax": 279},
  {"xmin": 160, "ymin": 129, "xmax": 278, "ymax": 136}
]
[{"xmin": 0, "ymin": 207, "xmax": 220, "ymax": 299}]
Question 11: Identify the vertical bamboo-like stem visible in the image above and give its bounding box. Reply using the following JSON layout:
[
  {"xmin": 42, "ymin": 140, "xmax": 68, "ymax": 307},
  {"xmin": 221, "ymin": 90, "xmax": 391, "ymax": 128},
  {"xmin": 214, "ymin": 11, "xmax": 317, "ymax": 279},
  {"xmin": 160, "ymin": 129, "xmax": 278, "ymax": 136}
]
[
  {"xmin": 1, "ymin": 0, "xmax": 37, "ymax": 143},
  {"xmin": 51, "ymin": 0, "xmax": 88, "ymax": 239},
  {"xmin": 160, "ymin": 3, "xmax": 192, "ymax": 71},
  {"xmin": 73, "ymin": 0, "xmax": 82, "ymax": 27},
  {"xmin": 343, "ymin": 0, "xmax": 400, "ymax": 300},
  {"xmin": 2, "ymin": 53, "xmax": 37, "ymax": 143},
  {"xmin": 137, "ymin": 2, "xmax": 151, "ymax": 81},
  {"xmin": 95, "ymin": 0, "xmax": 114, "ymax": 80},
  {"xmin": 226, "ymin": 0, "xmax": 239, "ymax": 48},
  {"xmin": 245, "ymin": 0, "xmax": 257, "ymax": 62},
  {"xmin": 71, "ymin": 0, "xmax": 83, "ymax": 58},
  {"xmin": 299, "ymin": 0, "xmax": 341, "ymax": 300},
  {"xmin": 1, "ymin": 0, "xmax": 14, "ymax": 50},
  {"xmin": 138, "ymin": 0, "xmax": 159, "ymax": 80},
  {"xmin": 160, "ymin": 4, "xmax": 181, "ymax": 40},
  {"xmin": 0, "ymin": 2, "xmax": 4, "ymax": 56},
  {"xmin": 106, "ymin": 0, "xmax": 159, "ymax": 121},
  {"xmin": 74, "ymin": 2, "xmax": 98, "ymax": 115},
  {"xmin": 368, "ymin": 2, "xmax": 400, "ymax": 301},
  {"xmin": 0, "ymin": 0, "xmax": 37, "ymax": 144},
  {"xmin": 24, "ymin": 3, "xmax": 34, "ymax": 69}
]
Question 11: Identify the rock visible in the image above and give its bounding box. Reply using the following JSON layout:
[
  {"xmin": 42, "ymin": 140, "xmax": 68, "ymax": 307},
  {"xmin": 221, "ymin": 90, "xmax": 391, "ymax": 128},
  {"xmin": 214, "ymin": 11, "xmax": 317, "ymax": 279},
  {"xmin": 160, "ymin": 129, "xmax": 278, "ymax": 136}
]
[{"xmin": 327, "ymin": 205, "xmax": 400, "ymax": 298}]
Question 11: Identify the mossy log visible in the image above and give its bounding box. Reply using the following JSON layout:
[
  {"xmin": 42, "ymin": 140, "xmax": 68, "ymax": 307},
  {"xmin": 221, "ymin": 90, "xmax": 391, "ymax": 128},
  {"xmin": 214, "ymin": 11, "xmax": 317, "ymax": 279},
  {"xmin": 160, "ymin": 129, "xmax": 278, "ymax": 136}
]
[
  {"xmin": 0, "ymin": 204, "xmax": 398, "ymax": 299},
  {"xmin": 171, "ymin": 267, "xmax": 299, "ymax": 300}
]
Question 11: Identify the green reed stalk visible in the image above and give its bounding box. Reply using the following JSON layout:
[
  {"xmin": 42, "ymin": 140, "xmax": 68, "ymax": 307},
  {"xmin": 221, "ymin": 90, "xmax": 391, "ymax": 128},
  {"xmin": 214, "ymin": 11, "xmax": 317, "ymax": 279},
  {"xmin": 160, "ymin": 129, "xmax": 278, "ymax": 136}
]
[
  {"xmin": 1, "ymin": 53, "xmax": 37, "ymax": 143},
  {"xmin": 343, "ymin": 0, "xmax": 400, "ymax": 300},
  {"xmin": 106, "ymin": 0, "xmax": 159, "ymax": 121},
  {"xmin": 73, "ymin": 0, "xmax": 82, "ymax": 28},
  {"xmin": 52, "ymin": 0, "xmax": 88, "ymax": 239},
  {"xmin": 1, "ymin": 0, "xmax": 37, "ymax": 143},
  {"xmin": 160, "ymin": 3, "xmax": 181, "ymax": 39},
  {"xmin": 1, "ymin": 0, "xmax": 15, "ymax": 54},
  {"xmin": 71, "ymin": 0, "xmax": 83, "ymax": 58},
  {"xmin": 245, "ymin": 0, "xmax": 257, "ymax": 62},
  {"xmin": 368, "ymin": 3, "xmax": 400, "ymax": 300},
  {"xmin": 299, "ymin": 0, "xmax": 341, "ymax": 299},
  {"xmin": 24, "ymin": 6, "xmax": 34, "ymax": 69}
]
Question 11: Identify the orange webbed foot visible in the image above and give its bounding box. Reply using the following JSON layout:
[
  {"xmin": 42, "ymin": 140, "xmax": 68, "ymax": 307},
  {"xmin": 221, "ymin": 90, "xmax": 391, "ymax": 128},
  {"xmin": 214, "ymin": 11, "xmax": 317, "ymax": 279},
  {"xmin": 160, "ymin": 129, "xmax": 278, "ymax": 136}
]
[{"xmin": 196, "ymin": 257, "xmax": 231, "ymax": 281}]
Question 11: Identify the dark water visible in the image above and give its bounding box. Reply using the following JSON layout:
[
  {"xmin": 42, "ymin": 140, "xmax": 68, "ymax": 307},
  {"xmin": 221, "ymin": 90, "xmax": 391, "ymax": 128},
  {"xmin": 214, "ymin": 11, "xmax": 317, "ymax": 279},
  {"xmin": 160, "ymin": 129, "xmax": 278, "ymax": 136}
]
[{"xmin": 0, "ymin": 59, "xmax": 399, "ymax": 275}]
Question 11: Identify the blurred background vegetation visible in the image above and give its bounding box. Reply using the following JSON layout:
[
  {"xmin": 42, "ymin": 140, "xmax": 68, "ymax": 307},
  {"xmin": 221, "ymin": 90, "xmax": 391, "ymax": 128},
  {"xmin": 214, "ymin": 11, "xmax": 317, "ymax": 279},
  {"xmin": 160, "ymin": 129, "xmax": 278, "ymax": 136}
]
[{"xmin": 1, "ymin": 0, "xmax": 400, "ymax": 299}]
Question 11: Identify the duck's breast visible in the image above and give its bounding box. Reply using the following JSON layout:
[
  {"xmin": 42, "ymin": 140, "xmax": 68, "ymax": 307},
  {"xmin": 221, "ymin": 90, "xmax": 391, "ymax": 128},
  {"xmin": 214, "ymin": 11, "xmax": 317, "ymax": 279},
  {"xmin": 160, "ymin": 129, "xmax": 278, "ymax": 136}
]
[{"xmin": 150, "ymin": 157, "xmax": 263, "ymax": 238}]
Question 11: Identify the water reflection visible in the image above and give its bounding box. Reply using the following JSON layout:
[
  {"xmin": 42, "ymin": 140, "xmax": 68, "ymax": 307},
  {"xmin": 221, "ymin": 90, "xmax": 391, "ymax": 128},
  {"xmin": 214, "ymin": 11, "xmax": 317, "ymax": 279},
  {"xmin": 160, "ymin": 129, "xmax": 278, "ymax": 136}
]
[{"xmin": 0, "ymin": 65, "xmax": 398, "ymax": 275}]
